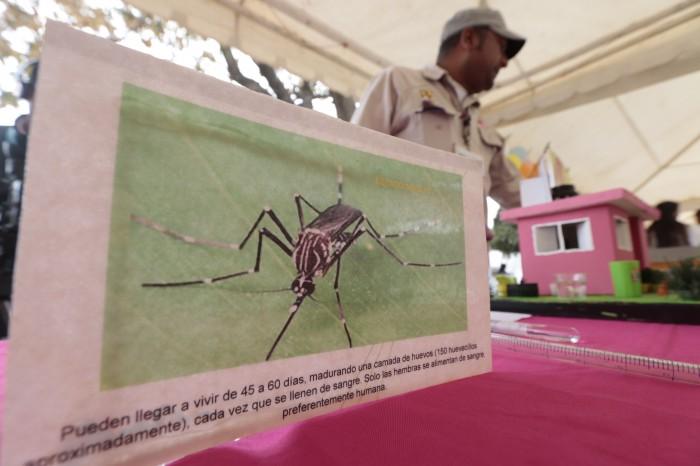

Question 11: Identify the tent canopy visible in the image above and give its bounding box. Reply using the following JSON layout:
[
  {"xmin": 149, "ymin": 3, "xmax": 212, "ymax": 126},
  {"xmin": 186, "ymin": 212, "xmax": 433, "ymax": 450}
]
[{"xmin": 126, "ymin": 0, "xmax": 700, "ymax": 217}]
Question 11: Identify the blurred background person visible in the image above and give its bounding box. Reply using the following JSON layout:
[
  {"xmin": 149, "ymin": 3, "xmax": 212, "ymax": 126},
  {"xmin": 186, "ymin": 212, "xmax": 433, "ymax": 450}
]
[
  {"xmin": 688, "ymin": 209, "xmax": 700, "ymax": 248},
  {"xmin": 0, "ymin": 59, "xmax": 38, "ymax": 301},
  {"xmin": 647, "ymin": 201, "xmax": 689, "ymax": 248}
]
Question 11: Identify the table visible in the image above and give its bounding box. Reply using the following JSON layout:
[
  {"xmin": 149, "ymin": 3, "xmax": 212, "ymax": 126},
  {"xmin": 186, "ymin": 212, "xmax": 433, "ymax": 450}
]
[
  {"xmin": 2, "ymin": 316, "xmax": 699, "ymax": 465},
  {"xmin": 170, "ymin": 316, "xmax": 700, "ymax": 465}
]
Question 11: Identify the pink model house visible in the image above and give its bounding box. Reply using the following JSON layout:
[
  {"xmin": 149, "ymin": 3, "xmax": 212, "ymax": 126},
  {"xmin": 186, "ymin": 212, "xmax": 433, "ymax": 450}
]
[{"xmin": 500, "ymin": 189, "xmax": 659, "ymax": 295}]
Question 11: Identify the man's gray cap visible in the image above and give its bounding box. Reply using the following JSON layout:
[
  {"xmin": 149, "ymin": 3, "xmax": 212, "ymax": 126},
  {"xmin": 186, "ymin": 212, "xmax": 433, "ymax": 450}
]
[{"xmin": 441, "ymin": 7, "xmax": 526, "ymax": 59}]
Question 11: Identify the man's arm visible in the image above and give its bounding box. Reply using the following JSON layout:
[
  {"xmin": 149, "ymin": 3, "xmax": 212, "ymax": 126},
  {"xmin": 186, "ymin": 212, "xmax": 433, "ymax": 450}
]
[
  {"xmin": 351, "ymin": 68, "xmax": 398, "ymax": 135},
  {"xmin": 488, "ymin": 139, "xmax": 521, "ymax": 209}
]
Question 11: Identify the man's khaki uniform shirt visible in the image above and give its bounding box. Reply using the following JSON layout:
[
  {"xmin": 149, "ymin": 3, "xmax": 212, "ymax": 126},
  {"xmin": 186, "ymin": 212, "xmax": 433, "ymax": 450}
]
[{"xmin": 351, "ymin": 65, "xmax": 520, "ymax": 208}]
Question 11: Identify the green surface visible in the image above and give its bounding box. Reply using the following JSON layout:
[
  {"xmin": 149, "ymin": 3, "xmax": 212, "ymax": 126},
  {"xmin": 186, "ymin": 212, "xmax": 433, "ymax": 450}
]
[
  {"xmin": 498, "ymin": 294, "xmax": 700, "ymax": 305},
  {"xmin": 100, "ymin": 84, "xmax": 467, "ymax": 389}
]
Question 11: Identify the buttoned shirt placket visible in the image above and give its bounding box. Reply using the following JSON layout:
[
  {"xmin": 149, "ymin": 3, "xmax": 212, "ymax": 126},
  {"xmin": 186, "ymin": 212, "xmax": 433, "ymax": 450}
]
[{"xmin": 442, "ymin": 71, "xmax": 480, "ymax": 151}]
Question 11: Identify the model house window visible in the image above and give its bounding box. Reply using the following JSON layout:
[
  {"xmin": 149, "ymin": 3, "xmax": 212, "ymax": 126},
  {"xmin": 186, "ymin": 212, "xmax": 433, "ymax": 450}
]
[
  {"xmin": 614, "ymin": 216, "xmax": 633, "ymax": 251},
  {"xmin": 534, "ymin": 225, "xmax": 560, "ymax": 253},
  {"xmin": 533, "ymin": 219, "xmax": 593, "ymax": 255}
]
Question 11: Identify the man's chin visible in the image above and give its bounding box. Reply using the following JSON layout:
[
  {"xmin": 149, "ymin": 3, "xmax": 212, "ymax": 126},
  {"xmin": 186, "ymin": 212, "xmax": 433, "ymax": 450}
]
[{"xmin": 481, "ymin": 80, "xmax": 496, "ymax": 92}]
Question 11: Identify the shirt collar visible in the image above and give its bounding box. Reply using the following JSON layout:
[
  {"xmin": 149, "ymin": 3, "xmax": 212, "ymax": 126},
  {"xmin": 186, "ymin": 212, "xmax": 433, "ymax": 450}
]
[
  {"xmin": 420, "ymin": 64, "xmax": 447, "ymax": 82},
  {"xmin": 444, "ymin": 73, "xmax": 468, "ymax": 104},
  {"xmin": 421, "ymin": 65, "xmax": 478, "ymax": 109}
]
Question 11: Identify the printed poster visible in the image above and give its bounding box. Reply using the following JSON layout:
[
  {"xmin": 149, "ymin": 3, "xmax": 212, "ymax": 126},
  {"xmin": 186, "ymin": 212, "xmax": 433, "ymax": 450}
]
[{"xmin": 3, "ymin": 22, "xmax": 491, "ymax": 466}]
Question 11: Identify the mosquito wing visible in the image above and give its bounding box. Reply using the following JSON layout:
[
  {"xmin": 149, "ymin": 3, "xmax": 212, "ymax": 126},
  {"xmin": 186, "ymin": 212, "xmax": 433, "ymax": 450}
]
[{"xmin": 306, "ymin": 204, "xmax": 362, "ymax": 239}]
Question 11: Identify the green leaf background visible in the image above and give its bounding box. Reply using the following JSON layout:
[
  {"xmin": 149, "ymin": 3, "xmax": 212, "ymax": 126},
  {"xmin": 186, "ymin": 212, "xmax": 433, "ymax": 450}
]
[{"xmin": 101, "ymin": 84, "xmax": 467, "ymax": 389}]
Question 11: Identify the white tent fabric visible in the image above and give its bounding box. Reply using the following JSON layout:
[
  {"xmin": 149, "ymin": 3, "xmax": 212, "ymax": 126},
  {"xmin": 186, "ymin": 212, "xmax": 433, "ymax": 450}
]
[{"xmin": 126, "ymin": 0, "xmax": 700, "ymax": 215}]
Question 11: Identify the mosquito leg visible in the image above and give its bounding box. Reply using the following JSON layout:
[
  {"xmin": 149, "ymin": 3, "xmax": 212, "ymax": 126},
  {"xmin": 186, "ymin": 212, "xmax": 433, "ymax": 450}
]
[
  {"xmin": 143, "ymin": 228, "xmax": 292, "ymax": 287},
  {"xmin": 364, "ymin": 217, "xmax": 462, "ymax": 268},
  {"xmin": 238, "ymin": 209, "xmax": 295, "ymax": 249},
  {"xmin": 132, "ymin": 207, "xmax": 296, "ymax": 251},
  {"xmin": 336, "ymin": 166, "xmax": 343, "ymax": 205},
  {"xmin": 266, "ymin": 295, "xmax": 306, "ymax": 361},
  {"xmin": 131, "ymin": 215, "xmax": 241, "ymax": 250},
  {"xmin": 333, "ymin": 257, "xmax": 352, "ymax": 348},
  {"xmin": 377, "ymin": 220, "xmax": 440, "ymax": 239},
  {"xmin": 294, "ymin": 194, "xmax": 321, "ymax": 230}
]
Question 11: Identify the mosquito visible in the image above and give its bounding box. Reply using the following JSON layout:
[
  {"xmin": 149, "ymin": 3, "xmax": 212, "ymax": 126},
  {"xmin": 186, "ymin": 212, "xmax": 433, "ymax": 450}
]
[{"xmin": 132, "ymin": 166, "xmax": 462, "ymax": 361}]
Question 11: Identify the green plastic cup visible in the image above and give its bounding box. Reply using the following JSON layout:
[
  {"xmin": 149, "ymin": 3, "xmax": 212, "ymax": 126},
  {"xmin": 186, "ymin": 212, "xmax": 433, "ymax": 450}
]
[{"xmin": 609, "ymin": 260, "xmax": 642, "ymax": 298}]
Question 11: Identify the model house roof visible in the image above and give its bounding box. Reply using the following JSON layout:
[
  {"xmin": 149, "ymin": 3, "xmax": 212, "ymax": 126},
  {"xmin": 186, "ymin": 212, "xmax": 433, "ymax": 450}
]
[{"xmin": 501, "ymin": 188, "xmax": 660, "ymax": 222}]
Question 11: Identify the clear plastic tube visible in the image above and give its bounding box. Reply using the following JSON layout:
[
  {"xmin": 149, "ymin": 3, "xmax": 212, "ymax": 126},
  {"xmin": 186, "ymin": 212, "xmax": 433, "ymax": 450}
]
[{"xmin": 491, "ymin": 320, "xmax": 580, "ymax": 344}]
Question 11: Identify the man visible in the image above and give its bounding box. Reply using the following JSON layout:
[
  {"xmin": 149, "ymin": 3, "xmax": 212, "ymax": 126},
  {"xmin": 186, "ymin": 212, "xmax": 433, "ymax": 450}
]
[
  {"xmin": 352, "ymin": 7, "xmax": 525, "ymax": 208},
  {"xmin": 0, "ymin": 59, "xmax": 38, "ymax": 301},
  {"xmin": 689, "ymin": 209, "xmax": 700, "ymax": 247},
  {"xmin": 647, "ymin": 201, "xmax": 689, "ymax": 248}
]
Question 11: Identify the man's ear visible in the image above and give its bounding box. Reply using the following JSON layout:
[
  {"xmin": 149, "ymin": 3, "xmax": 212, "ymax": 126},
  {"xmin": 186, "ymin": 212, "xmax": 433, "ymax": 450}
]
[{"xmin": 459, "ymin": 28, "xmax": 480, "ymax": 51}]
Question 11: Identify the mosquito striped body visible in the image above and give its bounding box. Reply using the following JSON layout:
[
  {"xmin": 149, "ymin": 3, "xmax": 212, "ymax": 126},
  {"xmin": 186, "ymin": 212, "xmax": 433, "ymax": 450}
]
[
  {"xmin": 291, "ymin": 204, "xmax": 362, "ymax": 294},
  {"xmin": 134, "ymin": 167, "xmax": 461, "ymax": 361}
]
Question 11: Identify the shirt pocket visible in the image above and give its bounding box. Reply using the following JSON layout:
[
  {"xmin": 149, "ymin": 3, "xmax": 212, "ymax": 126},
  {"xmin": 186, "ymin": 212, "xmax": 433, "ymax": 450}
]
[{"xmin": 398, "ymin": 96, "xmax": 459, "ymax": 153}]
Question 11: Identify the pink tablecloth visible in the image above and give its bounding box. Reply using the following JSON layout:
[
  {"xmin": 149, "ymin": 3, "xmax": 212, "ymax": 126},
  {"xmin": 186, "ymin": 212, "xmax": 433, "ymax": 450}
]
[
  {"xmin": 2, "ymin": 317, "xmax": 699, "ymax": 465},
  {"xmin": 172, "ymin": 317, "xmax": 700, "ymax": 466}
]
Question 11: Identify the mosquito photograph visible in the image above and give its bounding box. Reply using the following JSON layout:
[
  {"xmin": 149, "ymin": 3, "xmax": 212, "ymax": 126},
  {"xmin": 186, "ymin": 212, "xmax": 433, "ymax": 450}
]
[{"xmin": 100, "ymin": 84, "xmax": 467, "ymax": 389}]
